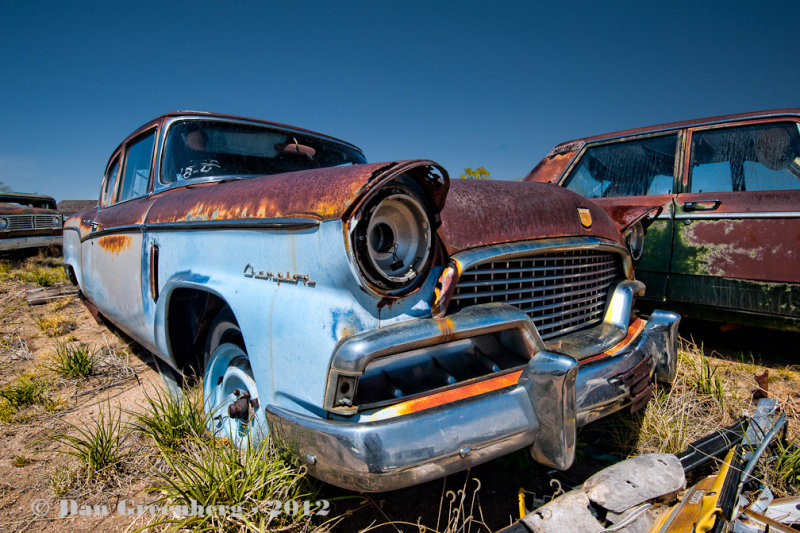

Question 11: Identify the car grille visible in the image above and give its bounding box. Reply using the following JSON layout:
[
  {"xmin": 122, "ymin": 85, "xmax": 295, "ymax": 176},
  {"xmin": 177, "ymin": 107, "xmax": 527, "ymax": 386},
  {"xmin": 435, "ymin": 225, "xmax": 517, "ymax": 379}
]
[
  {"xmin": 4, "ymin": 215, "xmax": 60, "ymax": 230},
  {"xmin": 450, "ymin": 249, "xmax": 622, "ymax": 340}
]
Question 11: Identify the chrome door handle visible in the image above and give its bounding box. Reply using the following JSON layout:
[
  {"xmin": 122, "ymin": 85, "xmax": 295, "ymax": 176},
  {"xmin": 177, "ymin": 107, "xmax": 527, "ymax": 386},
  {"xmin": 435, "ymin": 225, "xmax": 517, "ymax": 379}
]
[{"xmin": 683, "ymin": 200, "xmax": 721, "ymax": 212}]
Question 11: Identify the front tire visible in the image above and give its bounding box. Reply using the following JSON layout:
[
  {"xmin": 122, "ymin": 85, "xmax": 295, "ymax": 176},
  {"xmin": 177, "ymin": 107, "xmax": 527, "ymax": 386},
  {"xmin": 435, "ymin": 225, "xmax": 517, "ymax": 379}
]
[{"xmin": 202, "ymin": 308, "xmax": 266, "ymax": 446}]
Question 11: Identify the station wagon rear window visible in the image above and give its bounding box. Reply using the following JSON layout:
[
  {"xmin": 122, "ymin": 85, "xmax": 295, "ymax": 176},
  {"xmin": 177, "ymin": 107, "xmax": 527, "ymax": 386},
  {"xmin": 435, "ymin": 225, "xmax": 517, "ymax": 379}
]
[
  {"xmin": 563, "ymin": 134, "xmax": 678, "ymax": 198},
  {"xmin": 161, "ymin": 119, "xmax": 366, "ymax": 184}
]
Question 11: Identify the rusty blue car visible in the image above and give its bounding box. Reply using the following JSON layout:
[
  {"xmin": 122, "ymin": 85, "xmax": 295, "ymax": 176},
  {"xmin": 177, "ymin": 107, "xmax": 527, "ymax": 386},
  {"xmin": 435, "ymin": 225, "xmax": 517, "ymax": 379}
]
[{"xmin": 63, "ymin": 111, "xmax": 679, "ymax": 491}]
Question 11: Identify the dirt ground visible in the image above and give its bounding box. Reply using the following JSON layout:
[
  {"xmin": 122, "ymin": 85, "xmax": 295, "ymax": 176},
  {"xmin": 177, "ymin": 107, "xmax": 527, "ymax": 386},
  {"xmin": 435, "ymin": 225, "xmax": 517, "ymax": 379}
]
[{"xmin": 1, "ymin": 248, "xmax": 798, "ymax": 533}]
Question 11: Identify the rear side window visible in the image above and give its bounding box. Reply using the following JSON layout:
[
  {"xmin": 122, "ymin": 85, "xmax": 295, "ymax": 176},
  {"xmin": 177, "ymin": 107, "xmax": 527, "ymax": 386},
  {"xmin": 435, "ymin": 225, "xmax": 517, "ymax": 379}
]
[
  {"xmin": 563, "ymin": 134, "xmax": 678, "ymax": 198},
  {"xmin": 689, "ymin": 122, "xmax": 800, "ymax": 193},
  {"xmin": 117, "ymin": 130, "xmax": 156, "ymax": 203},
  {"xmin": 101, "ymin": 156, "xmax": 120, "ymax": 207}
]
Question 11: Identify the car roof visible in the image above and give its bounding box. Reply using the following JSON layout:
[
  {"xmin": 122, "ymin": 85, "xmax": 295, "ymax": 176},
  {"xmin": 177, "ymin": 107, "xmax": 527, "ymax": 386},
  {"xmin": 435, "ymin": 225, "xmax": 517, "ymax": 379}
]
[
  {"xmin": 117, "ymin": 111, "xmax": 364, "ymax": 156},
  {"xmin": 0, "ymin": 192, "xmax": 57, "ymax": 203},
  {"xmin": 549, "ymin": 108, "xmax": 800, "ymax": 154}
]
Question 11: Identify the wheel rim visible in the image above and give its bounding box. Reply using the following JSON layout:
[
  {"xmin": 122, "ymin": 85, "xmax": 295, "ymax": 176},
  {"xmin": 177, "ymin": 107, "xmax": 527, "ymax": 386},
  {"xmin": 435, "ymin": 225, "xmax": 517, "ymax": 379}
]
[{"xmin": 203, "ymin": 343, "xmax": 265, "ymax": 446}]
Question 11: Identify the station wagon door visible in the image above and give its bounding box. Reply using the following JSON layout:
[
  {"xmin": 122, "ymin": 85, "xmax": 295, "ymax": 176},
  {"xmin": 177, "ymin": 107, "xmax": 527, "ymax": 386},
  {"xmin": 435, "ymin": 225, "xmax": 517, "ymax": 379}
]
[
  {"xmin": 559, "ymin": 133, "xmax": 681, "ymax": 300},
  {"xmin": 82, "ymin": 128, "xmax": 158, "ymax": 343},
  {"xmin": 670, "ymin": 119, "xmax": 800, "ymax": 322}
]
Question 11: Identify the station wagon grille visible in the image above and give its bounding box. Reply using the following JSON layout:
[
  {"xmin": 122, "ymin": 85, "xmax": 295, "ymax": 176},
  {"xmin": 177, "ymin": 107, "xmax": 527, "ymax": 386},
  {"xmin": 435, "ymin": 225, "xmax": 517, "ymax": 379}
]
[
  {"xmin": 451, "ymin": 250, "xmax": 622, "ymax": 341},
  {"xmin": 3, "ymin": 214, "xmax": 60, "ymax": 230}
]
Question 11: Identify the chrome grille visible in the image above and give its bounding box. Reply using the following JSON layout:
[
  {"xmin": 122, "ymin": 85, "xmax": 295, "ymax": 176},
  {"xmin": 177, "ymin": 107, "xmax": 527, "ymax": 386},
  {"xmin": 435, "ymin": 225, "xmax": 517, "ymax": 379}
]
[
  {"xmin": 451, "ymin": 250, "xmax": 621, "ymax": 340},
  {"xmin": 8, "ymin": 215, "xmax": 34, "ymax": 230},
  {"xmin": 34, "ymin": 215, "xmax": 59, "ymax": 228},
  {"xmin": 2, "ymin": 214, "xmax": 60, "ymax": 231}
]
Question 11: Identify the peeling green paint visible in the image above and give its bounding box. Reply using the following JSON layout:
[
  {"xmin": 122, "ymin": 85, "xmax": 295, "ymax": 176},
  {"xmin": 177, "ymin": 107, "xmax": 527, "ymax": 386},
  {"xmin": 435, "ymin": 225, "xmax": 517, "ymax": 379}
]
[{"xmin": 671, "ymin": 222, "xmax": 711, "ymax": 276}]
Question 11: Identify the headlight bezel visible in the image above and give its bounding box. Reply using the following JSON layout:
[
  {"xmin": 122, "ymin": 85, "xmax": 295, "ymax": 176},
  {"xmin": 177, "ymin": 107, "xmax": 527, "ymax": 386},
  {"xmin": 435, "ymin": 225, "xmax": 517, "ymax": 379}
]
[
  {"xmin": 350, "ymin": 177, "xmax": 436, "ymax": 297},
  {"xmin": 0, "ymin": 217, "xmax": 8, "ymax": 231},
  {"xmin": 623, "ymin": 221, "xmax": 645, "ymax": 263}
]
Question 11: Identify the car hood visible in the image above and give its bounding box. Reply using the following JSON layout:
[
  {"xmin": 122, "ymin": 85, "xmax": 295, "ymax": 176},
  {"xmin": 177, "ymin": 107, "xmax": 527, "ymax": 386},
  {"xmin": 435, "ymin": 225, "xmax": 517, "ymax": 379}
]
[
  {"xmin": 145, "ymin": 160, "xmax": 448, "ymax": 224},
  {"xmin": 0, "ymin": 203, "xmax": 59, "ymax": 215},
  {"xmin": 438, "ymin": 180, "xmax": 621, "ymax": 256}
]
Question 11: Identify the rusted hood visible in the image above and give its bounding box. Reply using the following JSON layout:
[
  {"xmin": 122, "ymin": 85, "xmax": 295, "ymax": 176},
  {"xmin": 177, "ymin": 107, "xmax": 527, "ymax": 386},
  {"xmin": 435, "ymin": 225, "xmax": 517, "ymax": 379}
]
[
  {"xmin": 145, "ymin": 160, "xmax": 448, "ymax": 224},
  {"xmin": 438, "ymin": 180, "xmax": 621, "ymax": 255},
  {"xmin": 0, "ymin": 203, "xmax": 59, "ymax": 216}
]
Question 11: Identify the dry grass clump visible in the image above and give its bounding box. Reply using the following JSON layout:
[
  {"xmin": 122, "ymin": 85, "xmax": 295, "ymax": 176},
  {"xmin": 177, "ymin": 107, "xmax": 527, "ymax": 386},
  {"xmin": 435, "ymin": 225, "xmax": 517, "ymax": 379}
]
[
  {"xmin": 606, "ymin": 338, "xmax": 748, "ymax": 456},
  {"xmin": 34, "ymin": 313, "xmax": 75, "ymax": 337},
  {"xmin": 360, "ymin": 475, "xmax": 490, "ymax": 533},
  {"xmin": 0, "ymin": 371, "xmax": 61, "ymax": 422}
]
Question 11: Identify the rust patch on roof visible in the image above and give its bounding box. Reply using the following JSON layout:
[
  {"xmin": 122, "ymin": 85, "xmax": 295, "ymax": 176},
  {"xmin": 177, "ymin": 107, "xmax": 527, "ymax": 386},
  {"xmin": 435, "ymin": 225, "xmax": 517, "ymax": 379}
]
[{"xmin": 98, "ymin": 235, "xmax": 131, "ymax": 254}]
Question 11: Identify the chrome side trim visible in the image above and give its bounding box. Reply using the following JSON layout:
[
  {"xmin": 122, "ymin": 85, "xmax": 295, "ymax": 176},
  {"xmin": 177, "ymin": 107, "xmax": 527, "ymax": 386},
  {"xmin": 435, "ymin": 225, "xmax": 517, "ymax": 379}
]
[
  {"xmin": 674, "ymin": 211, "xmax": 800, "ymax": 220},
  {"xmin": 79, "ymin": 218, "xmax": 320, "ymax": 242},
  {"xmin": 79, "ymin": 224, "xmax": 141, "ymax": 242},
  {"xmin": 144, "ymin": 217, "xmax": 320, "ymax": 231}
]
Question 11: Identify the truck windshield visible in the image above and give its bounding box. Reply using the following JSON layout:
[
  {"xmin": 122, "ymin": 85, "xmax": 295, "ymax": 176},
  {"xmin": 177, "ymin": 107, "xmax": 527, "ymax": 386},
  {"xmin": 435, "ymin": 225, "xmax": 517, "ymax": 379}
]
[{"xmin": 161, "ymin": 119, "xmax": 366, "ymax": 184}]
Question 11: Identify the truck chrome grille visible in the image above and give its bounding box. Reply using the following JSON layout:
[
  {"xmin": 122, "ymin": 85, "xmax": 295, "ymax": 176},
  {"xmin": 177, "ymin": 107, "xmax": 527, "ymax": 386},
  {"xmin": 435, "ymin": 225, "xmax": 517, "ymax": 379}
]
[
  {"xmin": 8, "ymin": 215, "xmax": 34, "ymax": 230},
  {"xmin": 451, "ymin": 250, "xmax": 621, "ymax": 340},
  {"xmin": 3, "ymin": 214, "xmax": 60, "ymax": 231}
]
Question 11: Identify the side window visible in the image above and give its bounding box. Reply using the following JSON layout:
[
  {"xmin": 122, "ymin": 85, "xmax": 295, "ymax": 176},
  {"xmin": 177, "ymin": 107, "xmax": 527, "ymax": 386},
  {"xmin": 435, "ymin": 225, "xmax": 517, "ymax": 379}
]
[
  {"xmin": 117, "ymin": 130, "xmax": 156, "ymax": 203},
  {"xmin": 562, "ymin": 134, "xmax": 678, "ymax": 198},
  {"xmin": 101, "ymin": 156, "xmax": 120, "ymax": 207},
  {"xmin": 689, "ymin": 122, "xmax": 800, "ymax": 193}
]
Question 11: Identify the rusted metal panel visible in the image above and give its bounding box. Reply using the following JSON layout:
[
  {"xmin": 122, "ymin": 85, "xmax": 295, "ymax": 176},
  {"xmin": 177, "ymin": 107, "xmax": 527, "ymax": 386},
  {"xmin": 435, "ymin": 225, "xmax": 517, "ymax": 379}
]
[
  {"xmin": 672, "ymin": 215, "xmax": 800, "ymax": 283},
  {"xmin": 145, "ymin": 160, "xmax": 447, "ymax": 225},
  {"xmin": 0, "ymin": 203, "xmax": 58, "ymax": 216},
  {"xmin": 523, "ymin": 148, "xmax": 578, "ymax": 183},
  {"xmin": 97, "ymin": 235, "xmax": 132, "ymax": 254},
  {"xmin": 438, "ymin": 180, "xmax": 620, "ymax": 256}
]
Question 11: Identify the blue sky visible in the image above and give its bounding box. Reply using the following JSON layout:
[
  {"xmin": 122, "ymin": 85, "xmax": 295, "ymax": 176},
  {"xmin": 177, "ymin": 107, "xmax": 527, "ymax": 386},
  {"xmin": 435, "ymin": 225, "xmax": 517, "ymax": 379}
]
[{"xmin": 1, "ymin": 0, "xmax": 799, "ymax": 200}]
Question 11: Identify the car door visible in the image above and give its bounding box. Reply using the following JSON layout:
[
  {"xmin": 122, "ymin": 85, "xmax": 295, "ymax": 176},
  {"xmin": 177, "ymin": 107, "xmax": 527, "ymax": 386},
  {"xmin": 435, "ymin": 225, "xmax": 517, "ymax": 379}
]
[
  {"xmin": 559, "ymin": 132, "xmax": 682, "ymax": 301},
  {"xmin": 82, "ymin": 127, "xmax": 159, "ymax": 345},
  {"xmin": 669, "ymin": 119, "xmax": 800, "ymax": 321}
]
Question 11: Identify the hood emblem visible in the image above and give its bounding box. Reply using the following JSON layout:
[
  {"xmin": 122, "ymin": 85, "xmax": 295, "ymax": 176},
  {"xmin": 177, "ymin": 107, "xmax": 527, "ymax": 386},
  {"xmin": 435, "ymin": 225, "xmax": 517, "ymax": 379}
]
[{"xmin": 578, "ymin": 208, "xmax": 592, "ymax": 229}]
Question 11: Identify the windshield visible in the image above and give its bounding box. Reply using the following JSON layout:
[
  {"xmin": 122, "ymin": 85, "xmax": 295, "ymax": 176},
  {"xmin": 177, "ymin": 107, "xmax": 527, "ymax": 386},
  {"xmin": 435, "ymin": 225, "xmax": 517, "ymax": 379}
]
[
  {"xmin": 161, "ymin": 119, "xmax": 366, "ymax": 184},
  {"xmin": 0, "ymin": 195, "xmax": 56, "ymax": 210}
]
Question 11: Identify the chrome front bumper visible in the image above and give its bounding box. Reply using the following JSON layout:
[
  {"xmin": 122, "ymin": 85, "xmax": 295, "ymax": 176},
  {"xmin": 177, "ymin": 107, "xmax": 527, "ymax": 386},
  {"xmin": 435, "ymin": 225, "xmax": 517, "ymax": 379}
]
[
  {"xmin": 0, "ymin": 235, "xmax": 62, "ymax": 251},
  {"xmin": 266, "ymin": 307, "xmax": 679, "ymax": 492}
]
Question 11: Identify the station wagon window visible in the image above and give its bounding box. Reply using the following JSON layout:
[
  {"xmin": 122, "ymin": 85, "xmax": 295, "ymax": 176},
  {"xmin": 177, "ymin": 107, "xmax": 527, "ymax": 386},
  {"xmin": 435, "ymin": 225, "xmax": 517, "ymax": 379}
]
[
  {"xmin": 160, "ymin": 119, "xmax": 366, "ymax": 185},
  {"xmin": 101, "ymin": 155, "xmax": 120, "ymax": 207},
  {"xmin": 562, "ymin": 134, "xmax": 678, "ymax": 198},
  {"xmin": 689, "ymin": 122, "xmax": 800, "ymax": 192},
  {"xmin": 117, "ymin": 130, "xmax": 156, "ymax": 203}
]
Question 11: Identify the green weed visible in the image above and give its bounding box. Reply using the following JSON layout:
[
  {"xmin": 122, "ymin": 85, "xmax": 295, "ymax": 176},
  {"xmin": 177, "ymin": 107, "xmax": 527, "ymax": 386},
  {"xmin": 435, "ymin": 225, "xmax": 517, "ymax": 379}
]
[
  {"xmin": 48, "ymin": 341, "xmax": 96, "ymax": 378},
  {"xmin": 0, "ymin": 373, "xmax": 49, "ymax": 408},
  {"xmin": 768, "ymin": 439, "xmax": 800, "ymax": 496},
  {"xmin": 49, "ymin": 405, "xmax": 130, "ymax": 479},
  {"xmin": 146, "ymin": 437, "xmax": 318, "ymax": 532},
  {"xmin": 133, "ymin": 387, "xmax": 207, "ymax": 450},
  {"xmin": 12, "ymin": 454, "xmax": 31, "ymax": 467},
  {"xmin": 692, "ymin": 352, "xmax": 726, "ymax": 407}
]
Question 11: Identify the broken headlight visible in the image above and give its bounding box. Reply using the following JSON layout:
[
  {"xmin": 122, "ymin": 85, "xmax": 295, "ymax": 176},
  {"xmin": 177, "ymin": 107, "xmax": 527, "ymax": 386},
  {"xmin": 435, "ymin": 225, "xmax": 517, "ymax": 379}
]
[
  {"xmin": 351, "ymin": 180, "xmax": 433, "ymax": 295},
  {"xmin": 623, "ymin": 221, "xmax": 645, "ymax": 263}
]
